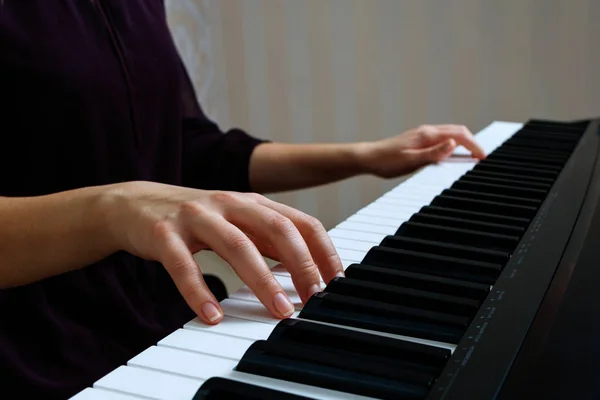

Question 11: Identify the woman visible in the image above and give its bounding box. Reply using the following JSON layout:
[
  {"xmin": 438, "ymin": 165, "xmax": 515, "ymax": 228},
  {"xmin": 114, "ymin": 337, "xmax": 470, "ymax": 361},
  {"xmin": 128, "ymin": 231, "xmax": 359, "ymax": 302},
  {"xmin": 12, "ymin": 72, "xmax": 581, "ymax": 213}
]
[{"xmin": 0, "ymin": 1, "xmax": 485, "ymax": 398}]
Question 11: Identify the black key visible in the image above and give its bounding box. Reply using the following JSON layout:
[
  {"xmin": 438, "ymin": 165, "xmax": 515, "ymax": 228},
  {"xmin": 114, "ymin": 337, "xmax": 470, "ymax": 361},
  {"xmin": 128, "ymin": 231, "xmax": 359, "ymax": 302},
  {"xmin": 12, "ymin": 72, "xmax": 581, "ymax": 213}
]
[
  {"xmin": 474, "ymin": 162, "xmax": 558, "ymax": 180},
  {"xmin": 193, "ymin": 377, "xmax": 312, "ymax": 400},
  {"xmin": 504, "ymin": 137, "xmax": 576, "ymax": 152},
  {"xmin": 498, "ymin": 143, "xmax": 573, "ymax": 158},
  {"xmin": 515, "ymin": 131, "xmax": 582, "ymax": 143},
  {"xmin": 237, "ymin": 339, "xmax": 432, "ymax": 400},
  {"xmin": 492, "ymin": 144, "xmax": 572, "ymax": 159},
  {"xmin": 488, "ymin": 150, "xmax": 569, "ymax": 166},
  {"xmin": 325, "ymin": 276, "xmax": 480, "ymax": 317},
  {"xmin": 477, "ymin": 158, "xmax": 563, "ymax": 173},
  {"xmin": 344, "ymin": 263, "xmax": 491, "ymax": 300},
  {"xmin": 395, "ymin": 221, "xmax": 521, "ymax": 251},
  {"xmin": 381, "ymin": 233, "xmax": 511, "ymax": 265},
  {"xmin": 441, "ymin": 188, "xmax": 542, "ymax": 207},
  {"xmin": 362, "ymin": 246, "xmax": 502, "ymax": 284},
  {"xmin": 524, "ymin": 119, "xmax": 588, "ymax": 133},
  {"xmin": 458, "ymin": 173, "xmax": 552, "ymax": 191},
  {"xmin": 465, "ymin": 169, "xmax": 555, "ymax": 185},
  {"xmin": 451, "ymin": 179, "xmax": 547, "ymax": 200},
  {"xmin": 267, "ymin": 319, "xmax": 451, "ymax": 374},
  {"xmin": 298, "ymin": 291, "xmax": 468, "ymax": 343},
  {"xmin": 431, "ymin": 195, "xmax": 538, "ymax": 219},
  {"xmin": 419, "ymin": 205, "xmax": 531, "ymax": 228}
]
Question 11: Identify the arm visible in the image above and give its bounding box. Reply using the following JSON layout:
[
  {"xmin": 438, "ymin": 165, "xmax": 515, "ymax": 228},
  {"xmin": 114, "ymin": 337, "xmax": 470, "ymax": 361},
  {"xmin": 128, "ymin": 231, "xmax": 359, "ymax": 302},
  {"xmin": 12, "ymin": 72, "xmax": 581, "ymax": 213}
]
[
  {"xmin": 0, "ymin": 186, "xmax": 117, "ymax": 288},
  {"xmin": 249, "ymin": 124, "xmax": 487, "ymax": 194},
  {"xmin": 249, "ymin": 141, "xmax": 365, "ymax": 193}
]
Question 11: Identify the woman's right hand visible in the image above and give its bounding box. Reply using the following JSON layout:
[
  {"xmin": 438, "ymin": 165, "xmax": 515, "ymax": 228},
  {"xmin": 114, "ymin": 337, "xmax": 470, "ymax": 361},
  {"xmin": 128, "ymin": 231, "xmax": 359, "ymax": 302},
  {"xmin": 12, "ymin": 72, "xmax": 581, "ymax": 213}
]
[{"xmin": 103, "ymin": 181, "xmax": 344, "ymax": 325}]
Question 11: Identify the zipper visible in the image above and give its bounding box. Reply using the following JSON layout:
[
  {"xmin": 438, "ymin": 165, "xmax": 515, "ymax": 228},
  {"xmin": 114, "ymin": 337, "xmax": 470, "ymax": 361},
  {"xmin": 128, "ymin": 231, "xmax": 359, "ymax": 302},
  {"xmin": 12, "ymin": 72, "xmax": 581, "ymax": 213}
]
[{"xmin": 94, "ymin": 0, "xmax": 141, "ymax": 147}]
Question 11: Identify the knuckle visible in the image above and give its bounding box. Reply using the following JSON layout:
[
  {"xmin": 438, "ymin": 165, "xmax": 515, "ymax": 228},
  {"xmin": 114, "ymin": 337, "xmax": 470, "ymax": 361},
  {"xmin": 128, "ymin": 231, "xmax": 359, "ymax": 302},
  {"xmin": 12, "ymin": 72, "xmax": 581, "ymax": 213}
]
[
  {"xmin": 244, "ymin": 192, "xmax": 265, "ymax": 203},
  {"xmin": 210, "ymin": 191, "xmax": 241, "ymax": 206},
  {"xmin": 417, "ymin": 125, "xmax": 433, "ymax": 142},
  {"xmin": 267, "ymin": 215, "xmax": 296, "ymax": 236},
  {"xmin": 224, "ymin": 231, "xmax": 252, "ymax": 252},
  {"xmin": 298, "ymin": 214, "xmax": 325, "ymax": 234},
  {"xmin": 323, "ymin": 251, "xmax": 342, "ymax": 266},
  {"xmin": 252, "ymin": 271, "xmax": 278, "ymax": 292},
  {"xmin": 151, "ymin": 219, "xmax": 173, "ymax": 241},
  {"xmin": 169, "ymin": 259, "xmax": 197, "ymax": 276},
  {"xmin": 179, "ymin": 200, "xmax": 206, "ymax": 218},
  {"xmin": 458, "ymin": 125, "xmax": 471, "ymax": 138},
  {"xmin": 292, "ymin": 260, "xmax": 321, "ymax": 285}
]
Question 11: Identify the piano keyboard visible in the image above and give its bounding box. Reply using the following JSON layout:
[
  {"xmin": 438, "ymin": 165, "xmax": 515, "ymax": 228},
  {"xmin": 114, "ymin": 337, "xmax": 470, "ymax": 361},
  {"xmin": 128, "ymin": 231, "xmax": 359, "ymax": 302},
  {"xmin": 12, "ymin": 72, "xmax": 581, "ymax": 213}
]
[{"xmin": 70, "ymin": 119, "xmax": 589, "ymax": 400}]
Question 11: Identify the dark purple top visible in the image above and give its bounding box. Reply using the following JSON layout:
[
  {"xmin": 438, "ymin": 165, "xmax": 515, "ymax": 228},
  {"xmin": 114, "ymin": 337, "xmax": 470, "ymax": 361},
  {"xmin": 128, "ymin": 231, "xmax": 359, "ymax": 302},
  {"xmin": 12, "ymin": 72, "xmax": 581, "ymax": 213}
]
[{"xmin": 0, "ymin": 1, "xmax": 264, "ymax": 398}]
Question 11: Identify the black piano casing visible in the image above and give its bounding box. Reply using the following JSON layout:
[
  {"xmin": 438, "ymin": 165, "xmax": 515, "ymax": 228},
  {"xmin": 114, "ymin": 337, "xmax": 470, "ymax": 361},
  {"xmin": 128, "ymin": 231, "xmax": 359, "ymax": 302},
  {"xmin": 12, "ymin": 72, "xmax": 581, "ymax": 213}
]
[{"xmin": 428, "ymin": 119, "xmax": 600, "ymax": 400}]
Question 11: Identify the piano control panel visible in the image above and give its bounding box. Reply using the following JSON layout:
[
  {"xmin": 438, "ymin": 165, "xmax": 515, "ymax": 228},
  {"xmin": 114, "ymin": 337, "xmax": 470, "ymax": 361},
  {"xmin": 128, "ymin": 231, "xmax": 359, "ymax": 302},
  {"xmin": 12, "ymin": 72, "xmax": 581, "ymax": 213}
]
[{"xmin": 72, "ymin": 118, "xmax": 600, "ymax": 400}]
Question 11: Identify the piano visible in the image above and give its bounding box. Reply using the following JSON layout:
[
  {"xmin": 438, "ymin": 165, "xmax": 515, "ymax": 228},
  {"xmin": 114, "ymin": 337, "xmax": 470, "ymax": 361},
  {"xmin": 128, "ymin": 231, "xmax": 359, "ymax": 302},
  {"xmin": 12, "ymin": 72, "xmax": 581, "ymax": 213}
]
[{"xmin": 70, "ymin": 117, "xmax": 600, "ymax": 400}]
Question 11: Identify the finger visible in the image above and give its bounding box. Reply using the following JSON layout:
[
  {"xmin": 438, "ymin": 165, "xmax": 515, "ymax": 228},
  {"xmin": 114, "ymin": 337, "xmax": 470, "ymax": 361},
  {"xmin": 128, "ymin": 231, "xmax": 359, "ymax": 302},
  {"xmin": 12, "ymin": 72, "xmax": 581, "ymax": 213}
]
[
  {"xmin": 247, "ymin": 194, "xmax": 345, "ymax": 285},
  {"xmin": 419, "ymin": 125, "xmax": 486, "ymax": 159},
  {"xmin": 225, "ymin": 203, "xmax": 323, "ymax": 304},
  {"xmin": 157, "ymin": 228, "xmax": 223, "ymax": 325},
  {"xmin": 246, "ymin": 234, "xmax": 279, "ymax": 262},
  {"xmin": 411, "ymin": 139, "xmax": 456, "ymax": 167},
  {"xmin": 189, "ymin": 211, "xmax": 295, "ymax": 319}
]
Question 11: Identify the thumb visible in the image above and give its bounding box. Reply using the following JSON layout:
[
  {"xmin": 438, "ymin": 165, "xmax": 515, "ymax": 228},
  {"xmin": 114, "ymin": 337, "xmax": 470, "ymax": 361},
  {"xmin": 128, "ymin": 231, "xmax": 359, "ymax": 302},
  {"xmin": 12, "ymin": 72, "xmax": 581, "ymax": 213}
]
[{"xmin": 415, "ymin": 138, "xmax": 456, "ymax": 165}]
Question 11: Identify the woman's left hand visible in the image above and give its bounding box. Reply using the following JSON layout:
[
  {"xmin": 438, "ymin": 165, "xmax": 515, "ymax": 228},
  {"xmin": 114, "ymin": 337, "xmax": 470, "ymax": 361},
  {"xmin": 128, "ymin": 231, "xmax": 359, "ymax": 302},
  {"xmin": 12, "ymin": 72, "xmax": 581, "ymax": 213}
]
[{"xmin": 356, "ymin": 124, "xmax": 486, "ymax": 178}]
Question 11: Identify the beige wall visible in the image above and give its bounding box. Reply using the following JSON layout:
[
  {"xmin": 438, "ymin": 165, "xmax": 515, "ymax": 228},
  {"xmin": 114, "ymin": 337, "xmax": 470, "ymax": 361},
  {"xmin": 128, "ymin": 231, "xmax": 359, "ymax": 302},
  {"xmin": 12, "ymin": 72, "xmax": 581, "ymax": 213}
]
[{"xmin": 166, "ymin": 0, "xmax": 600, "ymax": 229}]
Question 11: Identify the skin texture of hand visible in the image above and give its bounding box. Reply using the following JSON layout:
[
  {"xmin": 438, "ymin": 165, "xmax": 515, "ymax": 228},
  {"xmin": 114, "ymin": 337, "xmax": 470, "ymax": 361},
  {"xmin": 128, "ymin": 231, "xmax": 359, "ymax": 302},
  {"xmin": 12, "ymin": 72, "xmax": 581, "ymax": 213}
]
[
  {"xmin": 356, "ymin": 124, "xmax": 486, "ymax": 179},
  {"xmin": 105, "ymin": 181, "xmax": 345, "ymax": 324}
]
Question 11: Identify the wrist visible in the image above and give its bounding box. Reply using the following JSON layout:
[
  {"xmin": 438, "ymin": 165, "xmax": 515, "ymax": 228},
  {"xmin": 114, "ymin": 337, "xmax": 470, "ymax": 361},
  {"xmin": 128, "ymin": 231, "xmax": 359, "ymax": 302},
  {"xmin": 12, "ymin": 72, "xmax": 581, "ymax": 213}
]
[
  {"xmin": 348, "ymin": 141, "xmax": 379, "ymax": 176},
  {"xmin": 92, "ymin": 183, "xmax": 130, "ymax": 253}
]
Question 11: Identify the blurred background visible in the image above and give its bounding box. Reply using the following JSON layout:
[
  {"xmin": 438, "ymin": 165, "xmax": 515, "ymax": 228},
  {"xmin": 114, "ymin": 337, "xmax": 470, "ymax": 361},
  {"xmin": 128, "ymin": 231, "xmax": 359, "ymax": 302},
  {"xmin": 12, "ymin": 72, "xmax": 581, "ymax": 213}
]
[{"xmin": 165, "ymin": 0, "xmax": 600, "ymax": 229}]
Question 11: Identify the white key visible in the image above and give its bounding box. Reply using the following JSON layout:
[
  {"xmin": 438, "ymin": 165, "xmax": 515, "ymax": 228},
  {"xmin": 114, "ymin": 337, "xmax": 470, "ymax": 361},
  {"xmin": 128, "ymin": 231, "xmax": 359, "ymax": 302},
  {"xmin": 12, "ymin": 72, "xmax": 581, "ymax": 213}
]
[
  {"xmin": 269, "ymin": 259, "xmax": 354, "ymax": 280},
  {"xmin": 159, "ymin": 328, "xmax": 254, "ymax": 360},
  {"xmin": 356, "ymin": 204, "xmax": 414, "ymax": 219},
  {"xmin": 129, "ymin": 346, "xmax": 238, "ymax": 380},
  {"xmin": 358, "ymin": 201, "xmax": 416, "ymax": 214},
  {"xmin": 373, "ymin": 202, "xmax": 424, "ymax": 216},
  {"xmin": 336, "ymin": 221, "xmax": 397, "ymax": 236},
  {"xmin": 372, "ymin": 199, "xmax": 426, "ymax": 213},
  {"xmin": 335, "ymin": 247, "xmax": 367, "ymax": 262},
  {"xmin": 376, "ymin": 195, "xmax": 430, "ymax": 207},
  {"xmin": 70, "ymin": 388, "xmax": 144, "ymax": 400},
  {"xmin": 330, "ymin": 237, "xmax": 375, "ymax": 252},
  {"xmin": 347, "ymin": 214, "xmax": 405, "ymax": 227},
  {"xmin": 184, "ymin": 316, "xmax": 275, "ymax": 341},
  {"xmin": 94, "ymin": 366, "xmax": 202, "ymax": 400},
  {"xmin": 230, "ymin": 275, "xmax": 304, "ymax": 308},
  {"xmin": 328, "ymin": 228, "xmax": 384, "ymax": 243},
  {"xmin": 128, "ymin": 346, "xmax": 373, "ymax": 400},
  {"xmin": 386, "ymin": 185, "xmax": 441, "ymax": 196},
  {"xmin": 221, "ymin": 298, "xmax": 301, "ymax": 323}
]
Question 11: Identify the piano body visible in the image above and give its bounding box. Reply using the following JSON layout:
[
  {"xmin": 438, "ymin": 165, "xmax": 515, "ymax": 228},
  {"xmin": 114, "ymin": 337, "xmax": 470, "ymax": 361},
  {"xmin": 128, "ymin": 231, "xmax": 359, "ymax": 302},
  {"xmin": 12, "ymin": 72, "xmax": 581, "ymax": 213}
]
[{"xmin": 71, "ymin": 118, "xmax": 600, "ymax": 400}]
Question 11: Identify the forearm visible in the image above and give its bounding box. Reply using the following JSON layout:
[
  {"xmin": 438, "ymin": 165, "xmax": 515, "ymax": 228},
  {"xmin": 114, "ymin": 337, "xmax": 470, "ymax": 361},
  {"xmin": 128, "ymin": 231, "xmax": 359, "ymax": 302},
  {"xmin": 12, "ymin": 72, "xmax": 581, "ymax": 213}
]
[
  {"xmin": 0, "ymin": 185, "xmax": 118, "ymax": 288},
  {"xmin": 249, "ymin": 142, "xmax": 371, "ymax": 193}
]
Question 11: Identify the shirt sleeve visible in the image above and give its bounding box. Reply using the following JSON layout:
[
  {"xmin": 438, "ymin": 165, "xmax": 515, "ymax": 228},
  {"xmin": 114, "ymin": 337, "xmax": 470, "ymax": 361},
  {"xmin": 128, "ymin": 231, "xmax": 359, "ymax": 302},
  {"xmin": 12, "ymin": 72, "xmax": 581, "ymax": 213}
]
[{"xmin": 177, "ymin": 59, "xmax": 267, "ymax": 193}]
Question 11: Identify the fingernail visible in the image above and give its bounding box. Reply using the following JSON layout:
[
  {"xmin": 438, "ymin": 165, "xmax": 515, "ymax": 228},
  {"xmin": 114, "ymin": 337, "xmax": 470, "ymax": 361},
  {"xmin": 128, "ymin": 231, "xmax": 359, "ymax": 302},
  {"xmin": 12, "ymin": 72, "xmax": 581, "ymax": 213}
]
[
  {"xmin": 336, "ymin": 271, "xmax": 345, "ymax": 278},
  {"xmin": 307, "ymin": 283, "xmax": 321, "ymax": 299},
  {"xmin": 273, "ymin": 292, "xmax": 295, "ymax": 317},
  {"xmin": 201, "ymin": 302, "xmax": 222, "ymax": 323}
]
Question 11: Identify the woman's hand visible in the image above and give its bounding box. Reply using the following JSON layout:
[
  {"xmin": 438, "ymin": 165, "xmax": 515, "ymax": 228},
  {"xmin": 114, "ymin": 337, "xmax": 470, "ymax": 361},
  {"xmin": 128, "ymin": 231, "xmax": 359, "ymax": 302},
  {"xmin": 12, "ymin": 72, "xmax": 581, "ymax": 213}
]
[
  {"xmin": 356, "ymin": 124, "xmax": 486, "ymax": 178},
  {"xmin": 105, "ymin": 181, "xmax": 344, "ymax": 325}
]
